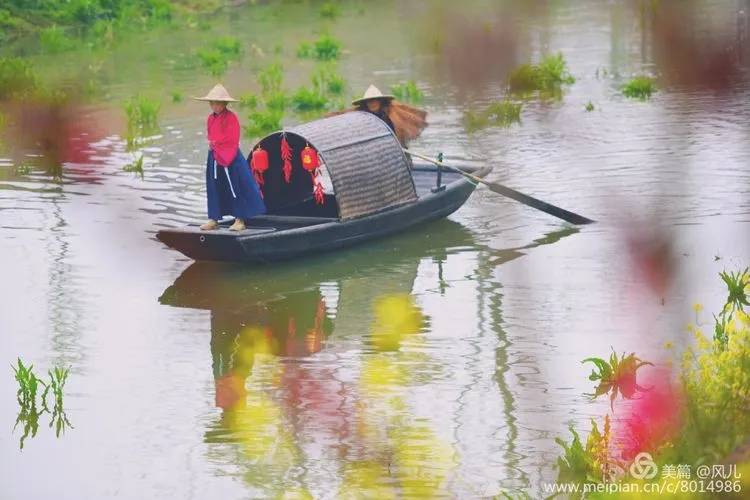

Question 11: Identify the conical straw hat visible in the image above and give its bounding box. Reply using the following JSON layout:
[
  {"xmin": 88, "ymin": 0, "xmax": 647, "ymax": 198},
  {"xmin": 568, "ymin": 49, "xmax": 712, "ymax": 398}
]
[
  {"xmin": 352, "ymin": 84, "xmax": 394, "ymax": 105},
  {"xmin": 193, "ymin": 83, "xmax": 238, "ymax": 102}
]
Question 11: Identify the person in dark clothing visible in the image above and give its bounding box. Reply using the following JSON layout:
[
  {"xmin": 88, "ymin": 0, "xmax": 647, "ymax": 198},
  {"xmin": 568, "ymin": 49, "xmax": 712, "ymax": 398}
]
[{"xmin": 331, "ymin": 85, "xmax": 428, "ymax": 146}]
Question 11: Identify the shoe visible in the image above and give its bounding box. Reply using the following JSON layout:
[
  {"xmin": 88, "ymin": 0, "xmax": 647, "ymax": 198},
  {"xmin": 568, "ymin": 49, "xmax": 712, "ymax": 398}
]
[
  {"xmin": 200, "ymin": 219, "xmax": 218, "ymax": 230},
  {"xmin": 229, "ymin": 218, "xmax": 245, "ymax": 231}
]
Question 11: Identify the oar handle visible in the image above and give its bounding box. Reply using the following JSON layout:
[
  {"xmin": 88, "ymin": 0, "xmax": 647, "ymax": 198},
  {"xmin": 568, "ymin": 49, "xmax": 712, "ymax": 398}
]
[{"xmin": 404, "ymin": 149, "xmax": 595, "ymax": 225}]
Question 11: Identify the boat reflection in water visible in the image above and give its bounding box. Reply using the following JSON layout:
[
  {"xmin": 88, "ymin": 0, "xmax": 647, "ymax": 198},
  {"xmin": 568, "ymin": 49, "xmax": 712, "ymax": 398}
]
[{"xmin": 157, "ymin": 220, "xmax": 578, "ymax": 497}]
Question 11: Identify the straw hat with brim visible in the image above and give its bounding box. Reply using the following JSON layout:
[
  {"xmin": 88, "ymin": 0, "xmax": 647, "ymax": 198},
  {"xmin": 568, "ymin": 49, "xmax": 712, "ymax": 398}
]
[
  {"xmin": 193, "ymin": 83, "xmax": 238, "ymax": 102},
  {"xmin": 352, "ymin": 84, "xmax": 394, "ymax": 106}
]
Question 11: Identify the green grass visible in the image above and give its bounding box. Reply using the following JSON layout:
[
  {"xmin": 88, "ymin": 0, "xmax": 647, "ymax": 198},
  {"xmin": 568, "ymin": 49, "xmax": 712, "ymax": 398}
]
[
  {"xmin": 508, "ymin": 52, "xmax": 575, "ymax": 94},
  {"xmin": 464, "ymin": 100, "xmax": 522, "ymax": 132},
  {"xmin": 622, "ymin": 76, "xmax": 656, "ymax": 100},
  {"xmin": 391, "ymin": 80, "xmax": 423, "ymax": 103}
]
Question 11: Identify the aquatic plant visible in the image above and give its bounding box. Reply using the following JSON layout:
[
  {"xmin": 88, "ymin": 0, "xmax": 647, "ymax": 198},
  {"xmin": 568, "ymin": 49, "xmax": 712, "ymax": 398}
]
[
  {"xmin": 213, "ymin": 36, "xmax": 241, "ymax": 57},
  {"xmin": 0, "ymin": 57, "xmax": 38, "ymax": 100},
  {"xmin": 622, "ymin": 76, "xmax": 656, "ymax": 100},
  {"xmin": 555, "ymin": 267, "xmax": 750, "ymax": 489},
  {"xmin": 712, "ymin": 268, "xmax": 749, "ymax": 347},
  {"xmin": 508, "ymin": 52, "xmax": 575, "ymax": 94},
  {"xmin": 556, "ymin": 416, "xmax": 615, "ymax": 485},
  {"xmin": 197, "ymin": 36, "xmax": 242, "ymax": 76},
  {"xmin": 582, "ymin": 351, "xmax": 652, "ymax": 408},
  {"xmin": 123, "ymin": 154, "xmax": 145, "ymax": 178},
  {"xmin": 171, "ymin": 90, "xmax": 183, "ymax": 103},
  {"xmin": 124, "ymin": 95, "xmax": 160, "ymax": 150},
  {"xmin": 296, "ymin": 41, "xmax": 313, "ymax": 58},
  {"xmin": 298, "ymin": 33, "xmax": 342, "ymax": 61},
  {"xmin": 244, "ymin": 109, "xmax": 283, "ymax": 139},
  {"xmin": 585, "ymin": 101, "xmax": 594, "ymax": 112},
  {"xmin": 39, "ymin": 25, "xmax": 76, "ymax": 53},
  {"xmin": 239, "ymin": 93, "xmax": 258, "ymax": 109},
  {"xmin": 197, "ymin": 49, "xmax": 228, "ymax": 76},
  {"xmin": 41, "ymin": 366, "xmax": 70, "ymax": 411},
  {"xmin": 291, "ymin": 87, "xmax": 328, "ymax": 112},
  {"xmin": 15, "ymin": 163, "xmax": 32, "ymax": 175},
  {"xmin": 463, "ymin": 100, "xmax": 522, "ymax": 132},
  {"xmin": 12, "ymin": 358, "xmax": 73, "ymax": 448},
  {"xmin": 391, "ymin": 81, "xmax": 423, "ymax": 103},
  {"xmin": 258, "ymin": 63, "xmax": 284, "ymax": 96},
  {"xmin": 311, "ymin": 63, "xmax": 345, "ymax": 95},
  {"xmin": 319, "ymin": 2, "xmax": 340, "ymax": 19},
  {"xmin": 13, "ymin": 359, "xmax": 42, "ymax": 407}
]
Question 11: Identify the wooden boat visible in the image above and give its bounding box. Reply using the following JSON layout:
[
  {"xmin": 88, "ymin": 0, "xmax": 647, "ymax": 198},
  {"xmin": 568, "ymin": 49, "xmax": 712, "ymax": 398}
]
[{"xmin": 156, "ymin": 111, "xmax": 489, "ymax": 263}]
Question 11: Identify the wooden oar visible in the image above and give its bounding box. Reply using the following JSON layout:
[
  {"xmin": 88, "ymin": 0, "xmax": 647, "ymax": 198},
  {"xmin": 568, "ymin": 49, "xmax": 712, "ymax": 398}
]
[{"xmin": 405, "ymin": 150, "xmax": 595, "ymax": 225}]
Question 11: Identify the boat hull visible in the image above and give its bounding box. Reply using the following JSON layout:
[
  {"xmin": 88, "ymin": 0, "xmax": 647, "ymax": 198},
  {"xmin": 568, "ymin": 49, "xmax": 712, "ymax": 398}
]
[{"xmin": 156, "ymin": 167, "xmax": 485, "ymax": 263}]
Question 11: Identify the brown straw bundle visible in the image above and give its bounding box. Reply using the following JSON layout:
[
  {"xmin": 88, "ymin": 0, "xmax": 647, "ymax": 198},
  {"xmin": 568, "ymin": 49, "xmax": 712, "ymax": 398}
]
[{"xmin": 325, "ymin": 100, "xmax": 428, "ymax": 145}]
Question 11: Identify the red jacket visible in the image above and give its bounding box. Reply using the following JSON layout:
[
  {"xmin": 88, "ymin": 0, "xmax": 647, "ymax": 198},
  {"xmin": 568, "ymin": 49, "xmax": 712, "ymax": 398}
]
[{"xmin": 207, "ymin": 109, "xmax": 240, "ymax": 167}]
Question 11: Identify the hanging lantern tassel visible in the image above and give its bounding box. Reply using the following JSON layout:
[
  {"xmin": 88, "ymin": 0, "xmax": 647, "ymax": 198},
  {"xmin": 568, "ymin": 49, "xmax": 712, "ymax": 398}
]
[
  {"xmin": 280, "ymin": 133, "xmax": 293, "ymax": 183},
  {"xmin": 250, "ymin": 146, "xmax": 269, "ymax": 187},
  {"xmin": 301, "ymin": 144, "xmax": 325, "ymax": 205},
  {"xmin": 313, "ymin": 177, "xmax": 324, "ymax": 205}
]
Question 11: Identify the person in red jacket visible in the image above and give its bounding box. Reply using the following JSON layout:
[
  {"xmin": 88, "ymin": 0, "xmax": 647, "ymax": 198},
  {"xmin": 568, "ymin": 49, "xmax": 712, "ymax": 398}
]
[{"xmin": 194, "ymin": 84, "xmax": 265, "ymax": 231}]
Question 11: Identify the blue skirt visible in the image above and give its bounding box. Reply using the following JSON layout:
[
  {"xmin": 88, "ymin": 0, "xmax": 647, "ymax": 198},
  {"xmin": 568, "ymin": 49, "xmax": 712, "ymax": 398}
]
[{"xmin": 206, "ymin": 149, "xmax": 266, "ymax": 221}]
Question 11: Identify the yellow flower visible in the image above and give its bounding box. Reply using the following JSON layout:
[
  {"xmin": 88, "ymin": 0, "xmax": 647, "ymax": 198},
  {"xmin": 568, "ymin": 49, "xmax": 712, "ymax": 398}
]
[{"xmin": 692, "ymin": 303, "xmax": 704, "ymax": 313}]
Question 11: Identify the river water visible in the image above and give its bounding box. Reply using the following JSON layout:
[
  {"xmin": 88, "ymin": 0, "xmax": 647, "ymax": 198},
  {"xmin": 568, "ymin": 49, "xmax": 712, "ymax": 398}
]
[{"xmin": 1, "ymin": 1, "xmax": 749, "ymax": 498}]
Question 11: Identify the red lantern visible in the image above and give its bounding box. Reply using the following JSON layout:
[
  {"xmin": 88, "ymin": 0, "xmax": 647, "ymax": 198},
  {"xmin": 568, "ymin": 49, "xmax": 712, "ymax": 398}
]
[
  {"xmin": 300, "ymin": 143, "xmax": 325, "ymax": 206},
  {"xmin": 250, "ymin": 147, "xmax": 269, "ymax": 186},
  {"xmin": 300, "ymin": 145, "xmax": 319, "ymax": 172}
]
